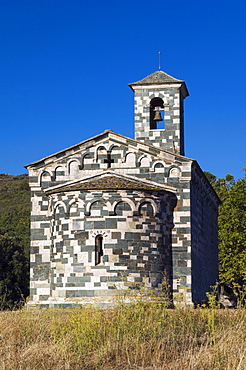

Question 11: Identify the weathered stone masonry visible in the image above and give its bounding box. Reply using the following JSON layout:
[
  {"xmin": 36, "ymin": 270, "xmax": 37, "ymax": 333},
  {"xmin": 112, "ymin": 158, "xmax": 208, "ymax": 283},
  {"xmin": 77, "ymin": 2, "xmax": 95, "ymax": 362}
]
[{"xmin": 26, "ymin": 70, "xmax": 220, "ymax": 307}]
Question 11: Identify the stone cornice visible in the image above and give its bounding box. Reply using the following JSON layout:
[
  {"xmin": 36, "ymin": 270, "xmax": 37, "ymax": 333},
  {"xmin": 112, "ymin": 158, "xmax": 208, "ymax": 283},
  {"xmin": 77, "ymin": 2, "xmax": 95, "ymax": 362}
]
[{"xmin": 45, "ymin": 170, "xmax": 176, "ymax": 195}]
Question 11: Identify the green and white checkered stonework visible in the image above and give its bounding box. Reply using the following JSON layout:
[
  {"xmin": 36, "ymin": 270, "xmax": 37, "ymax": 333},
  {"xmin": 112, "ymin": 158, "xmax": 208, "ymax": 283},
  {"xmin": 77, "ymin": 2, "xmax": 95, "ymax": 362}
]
[
  {"xmin": 25, "ymin": 70, "xmax": 220, "ymax": 308},
  {"xmin": 129, "ymin": 70, "xmax": 188, "ymax": 155}
]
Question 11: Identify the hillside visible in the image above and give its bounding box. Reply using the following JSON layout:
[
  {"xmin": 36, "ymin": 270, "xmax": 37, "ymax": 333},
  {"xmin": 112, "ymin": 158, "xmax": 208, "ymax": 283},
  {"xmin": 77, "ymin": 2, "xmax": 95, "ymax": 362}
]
[
  {"xmin": 0, "ymin": 173, "xmax": 30, "ymax": 254},
  {"xmin": 0, "ymin": 174, "xmax": 30, "ymax": 214}
]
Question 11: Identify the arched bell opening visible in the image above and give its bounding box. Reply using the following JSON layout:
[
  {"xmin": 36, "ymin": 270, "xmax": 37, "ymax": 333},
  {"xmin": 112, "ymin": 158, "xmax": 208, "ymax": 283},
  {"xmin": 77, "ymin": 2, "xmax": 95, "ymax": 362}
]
[
  {"xmin": 150, "ymin": 97, "xmax": 164, "ymax": 130},
  {"xmin": 95, "ymin": 234, "xmax": 103, "ymax": 265}
]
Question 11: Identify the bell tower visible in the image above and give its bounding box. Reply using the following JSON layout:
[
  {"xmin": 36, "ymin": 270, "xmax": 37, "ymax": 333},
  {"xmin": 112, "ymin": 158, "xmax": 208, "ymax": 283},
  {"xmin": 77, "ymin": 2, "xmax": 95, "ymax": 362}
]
[{"xmin": 129, "ymin": 70, "xmax": 189, "ymax": 155}]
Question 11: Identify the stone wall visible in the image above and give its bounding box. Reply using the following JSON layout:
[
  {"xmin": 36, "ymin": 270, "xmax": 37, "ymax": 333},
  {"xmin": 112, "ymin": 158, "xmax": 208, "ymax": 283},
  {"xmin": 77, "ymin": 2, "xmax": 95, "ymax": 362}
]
[
  {"xmin": 27, "ymin": 131, "xmax": 219, "ymax": 307},
  {"xmin": 29, "ymin": 186, "xmax": 178, "ymax": 307},
  {"xmin": 190, "ymin": 164, "xmax": 219, "ymax": 303},
  {"xmin": 133, "ymin": 86, "xmax": 185, "ymax": 155}
]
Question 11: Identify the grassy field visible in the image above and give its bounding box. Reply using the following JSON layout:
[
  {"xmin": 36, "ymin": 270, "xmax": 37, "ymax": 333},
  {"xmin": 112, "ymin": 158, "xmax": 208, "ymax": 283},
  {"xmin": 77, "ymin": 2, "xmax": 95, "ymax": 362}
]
[{"xmin": 0, "ymin": 304, "xmax": 245, "ymax": 370}]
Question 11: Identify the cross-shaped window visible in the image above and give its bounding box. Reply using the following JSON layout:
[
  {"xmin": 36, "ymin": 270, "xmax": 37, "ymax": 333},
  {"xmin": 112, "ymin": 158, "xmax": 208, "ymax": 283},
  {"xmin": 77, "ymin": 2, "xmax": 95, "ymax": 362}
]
[{"xmin": 104, "ymin": 152, "xmax": 114, "ymax": 168}]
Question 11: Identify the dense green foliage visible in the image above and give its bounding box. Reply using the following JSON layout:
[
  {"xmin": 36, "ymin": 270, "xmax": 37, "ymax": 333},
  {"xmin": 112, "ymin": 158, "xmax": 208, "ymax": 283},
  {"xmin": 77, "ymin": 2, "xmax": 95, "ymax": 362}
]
[
  {"xmin": 0, "ymin": 174, "xmax": 30, "ymax": 309},
  {"xmin": 204, "ymin": 169, "xmax": 246, "ymax": 296}
]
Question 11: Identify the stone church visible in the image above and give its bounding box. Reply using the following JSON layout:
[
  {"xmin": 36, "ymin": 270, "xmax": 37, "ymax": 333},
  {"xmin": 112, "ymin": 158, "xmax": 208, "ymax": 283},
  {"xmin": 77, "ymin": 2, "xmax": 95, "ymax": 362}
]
[{"xmin": 25, "ymin": 70, "xmax": 220, "ymax": 308}]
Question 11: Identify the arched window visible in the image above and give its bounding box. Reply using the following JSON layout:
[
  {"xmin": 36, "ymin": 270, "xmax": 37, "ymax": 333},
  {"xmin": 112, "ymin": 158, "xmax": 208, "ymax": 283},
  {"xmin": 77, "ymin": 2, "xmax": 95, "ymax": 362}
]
[
  {"xmin": 90, "ymin": 200, "xmax": 106, "ymax": 216},
  {"xmin": 40, "ymin": 170, "xmax": 52, "ymax": 187},
  {"xmin": 154, "ymin": 162, "xmax": 165, "ymax": 173},
  {"xmin": 95, "ymin": 235, "xmax": 103, "ymax": 265},
  {"xmin": 150, "ymin": 97, "xmax": 164, "ymax": 129},
  {"xmin": 139, "ymin": 156, "xmax": 150, "ymax": 167},
  {"xmin": 54, "ymin": 166, "xmax": 65, "ymax": 182},
  {"xmin": 54, "ymin": 204, "xmax": 66, "ymax": 220},
  {"xmin": 69, "ymin": 202, "xmax": 79, "ymax": 217},
  {"xmin": 69, "ymin": 161, "xmax": 79, "ymax": 178},
  {"xmin": 82, "ymin": 153, "xmax": 93, "ymax": 170},
  {"xmin": 139, "ymin": 202, "xmax": 154, "ymax": 217},
  {"xmin": 125, "ymin": 152, "xmax": 136, "ymax": 167},
  {"xmin": 115, "ymin": 201, "xmax": 132, "ymax": 216}
]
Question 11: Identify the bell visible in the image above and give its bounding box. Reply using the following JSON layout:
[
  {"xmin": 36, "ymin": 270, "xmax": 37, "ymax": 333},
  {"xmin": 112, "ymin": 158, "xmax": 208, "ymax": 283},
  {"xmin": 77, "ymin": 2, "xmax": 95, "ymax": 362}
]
[{"xmin": 153, "ymin": 110, "xmax": 163, "ymax": 121}]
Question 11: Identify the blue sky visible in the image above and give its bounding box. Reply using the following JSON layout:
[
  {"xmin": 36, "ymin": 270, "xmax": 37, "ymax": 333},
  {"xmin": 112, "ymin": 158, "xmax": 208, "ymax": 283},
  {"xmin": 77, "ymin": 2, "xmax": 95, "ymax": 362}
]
[{"xmin": 0, "ymin": 0, "xmax": 245, "ymax": 179}]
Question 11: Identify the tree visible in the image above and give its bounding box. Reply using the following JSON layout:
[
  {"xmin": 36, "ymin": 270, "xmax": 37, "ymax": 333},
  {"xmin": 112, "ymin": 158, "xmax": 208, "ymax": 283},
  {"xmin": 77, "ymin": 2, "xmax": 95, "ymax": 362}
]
[
  {"xmin": 0, "ymin": 232, "xmax": 29, "ymax": 309},
  {"xmin": 204, "ymin": 169, "xmax": 246, "ymax": 298},
  {"xmin": 0, "ymin": 174, "xmax": 30, "ymax": 309}
]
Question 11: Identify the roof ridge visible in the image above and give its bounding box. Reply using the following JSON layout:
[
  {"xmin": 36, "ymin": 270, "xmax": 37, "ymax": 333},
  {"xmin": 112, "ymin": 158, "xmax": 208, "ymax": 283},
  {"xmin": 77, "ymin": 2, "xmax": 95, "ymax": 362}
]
[{"xmin": 129, "ymin": 70, "xmax": 184, "ymax": 87}]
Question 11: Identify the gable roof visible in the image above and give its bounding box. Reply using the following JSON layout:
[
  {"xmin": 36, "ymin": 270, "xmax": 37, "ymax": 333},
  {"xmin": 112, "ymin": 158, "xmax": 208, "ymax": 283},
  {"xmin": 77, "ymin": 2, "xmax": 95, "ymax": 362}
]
[
  {"xmin": 129, "ymin": 70, "xmax": 184, "ymax": 86},
  {"xmin": 45, "ymin": 170, "xmax": 176, "ymax": 195},
  {"xmin": 128, "ymin": 70, "xmax": 189, "ymax": 97},
  {"xmin": 24, "ymin": 129, "xmax": 193, "ymax": 169}
]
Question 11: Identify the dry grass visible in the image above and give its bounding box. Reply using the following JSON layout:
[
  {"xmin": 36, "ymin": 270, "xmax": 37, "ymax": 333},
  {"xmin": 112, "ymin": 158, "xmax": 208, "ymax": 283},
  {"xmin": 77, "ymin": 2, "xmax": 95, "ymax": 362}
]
[{"xmin": 0, "ymin": 304, "xmax": 245, "ymax": 369}]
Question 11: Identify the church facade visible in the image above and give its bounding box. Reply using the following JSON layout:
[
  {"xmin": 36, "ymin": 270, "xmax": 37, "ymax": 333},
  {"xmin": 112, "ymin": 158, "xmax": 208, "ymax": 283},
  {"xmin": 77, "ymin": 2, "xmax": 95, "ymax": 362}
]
[{"xmin": 25, "ymin": 70, "xmax": 220, "ymax": 308}]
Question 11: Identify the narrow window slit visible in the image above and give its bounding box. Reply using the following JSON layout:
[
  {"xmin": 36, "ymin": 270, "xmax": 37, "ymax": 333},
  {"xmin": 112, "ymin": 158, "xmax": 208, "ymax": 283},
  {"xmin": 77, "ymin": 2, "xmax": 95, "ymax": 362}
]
[{"xmin": 95, "ymin": 234, "xmax": 103, "ymax": 265}]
